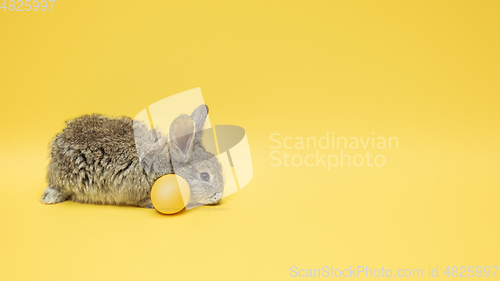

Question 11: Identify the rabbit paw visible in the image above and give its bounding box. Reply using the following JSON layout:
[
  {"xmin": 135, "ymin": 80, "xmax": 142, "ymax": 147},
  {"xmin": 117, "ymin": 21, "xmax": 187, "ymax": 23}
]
[
  {"xmin": 40, "ymin": 187, "xmax": 67, "ymax": 205},
  {"xmin": 139, "ymin": 199, "xmax": 155, "ymax": 209}
]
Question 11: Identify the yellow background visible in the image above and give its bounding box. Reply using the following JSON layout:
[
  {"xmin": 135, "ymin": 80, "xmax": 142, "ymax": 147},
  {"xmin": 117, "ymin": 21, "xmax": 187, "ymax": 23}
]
[{"xmin": 1, "ymin": 1, "xmax": 499, "ymax": 280}]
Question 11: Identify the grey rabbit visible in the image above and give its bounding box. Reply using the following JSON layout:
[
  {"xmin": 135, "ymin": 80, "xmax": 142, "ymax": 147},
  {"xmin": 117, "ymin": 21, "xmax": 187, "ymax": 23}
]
[{"xmin": 40, "ymin": 104, "xmax": 224, "ymax": 209}]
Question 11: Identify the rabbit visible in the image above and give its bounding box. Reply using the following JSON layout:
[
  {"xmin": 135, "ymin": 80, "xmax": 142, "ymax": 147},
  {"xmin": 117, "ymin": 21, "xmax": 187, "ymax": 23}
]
[{"xmin": 40, "ymin": 104, "xmax": 224, "ymax": 209}]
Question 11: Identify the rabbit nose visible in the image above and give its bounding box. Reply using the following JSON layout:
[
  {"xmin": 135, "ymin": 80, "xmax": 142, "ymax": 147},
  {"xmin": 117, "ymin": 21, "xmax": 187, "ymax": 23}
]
[
  {"xmin": 212, "ymin": 192, "xmax": 223, "ymax": 202},
  {"xmin": 207, "ymin": 199, "xmax": 221, "ymax": 205}
]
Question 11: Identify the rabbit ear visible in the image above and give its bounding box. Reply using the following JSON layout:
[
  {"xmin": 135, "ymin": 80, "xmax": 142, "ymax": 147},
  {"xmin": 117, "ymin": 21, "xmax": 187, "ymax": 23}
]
[
  {"xmin": 190, "ymin": 105, "xmax": 209, "ymax": 143},
  {"xmin": 169, "ymin": 114, "xmax": 195, "ymax": 162}
]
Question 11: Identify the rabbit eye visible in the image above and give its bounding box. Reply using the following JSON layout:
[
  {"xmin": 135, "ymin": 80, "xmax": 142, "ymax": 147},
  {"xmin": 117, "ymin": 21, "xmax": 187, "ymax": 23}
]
[{"xmin": 200, "ymin": 172, "xmax": 210, "ymax": 181}]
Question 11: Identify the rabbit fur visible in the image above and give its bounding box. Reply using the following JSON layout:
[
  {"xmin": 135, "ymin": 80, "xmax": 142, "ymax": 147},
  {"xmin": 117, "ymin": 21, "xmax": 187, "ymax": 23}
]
[{"xmin": 40, "ymin": 105, "xmax": 224, "ymax": 209}]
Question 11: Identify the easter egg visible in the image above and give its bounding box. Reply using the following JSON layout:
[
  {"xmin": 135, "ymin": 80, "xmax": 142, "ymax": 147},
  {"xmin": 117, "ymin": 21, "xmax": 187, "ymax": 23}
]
[{"xmin": 150, "ymin": 174, "xmax": 190, "ymax": 214}]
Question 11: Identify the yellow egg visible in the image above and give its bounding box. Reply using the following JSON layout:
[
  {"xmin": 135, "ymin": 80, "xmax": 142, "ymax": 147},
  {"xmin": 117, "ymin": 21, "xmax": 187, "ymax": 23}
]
[{"xmin": 150, "ymin": 174, "xmax": 191, "ymax": 214}]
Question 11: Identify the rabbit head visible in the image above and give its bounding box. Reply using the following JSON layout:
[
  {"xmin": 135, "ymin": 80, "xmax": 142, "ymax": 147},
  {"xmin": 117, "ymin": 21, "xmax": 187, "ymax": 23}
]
[{"xmin": 169, "ymin": 105, "xmax": 224, "ymax": 209}]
